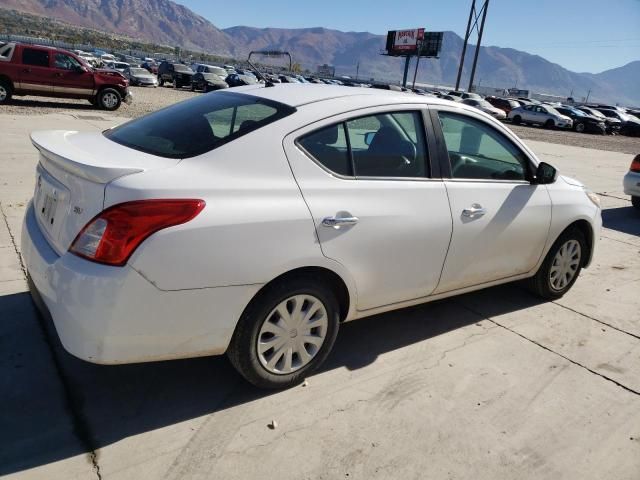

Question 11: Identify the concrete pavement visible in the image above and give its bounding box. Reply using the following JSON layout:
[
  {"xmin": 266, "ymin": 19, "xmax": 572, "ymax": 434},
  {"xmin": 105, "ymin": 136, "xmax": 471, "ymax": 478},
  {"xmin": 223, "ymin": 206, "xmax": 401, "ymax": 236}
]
[{"xmin": 0, "ymin": 113, "xmax": 639, "ymax": 480}]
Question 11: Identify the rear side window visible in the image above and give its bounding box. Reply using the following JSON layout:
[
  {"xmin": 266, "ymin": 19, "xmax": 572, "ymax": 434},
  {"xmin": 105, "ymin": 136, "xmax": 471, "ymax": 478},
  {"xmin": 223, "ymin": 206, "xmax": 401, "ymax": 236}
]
[
  {"xmin": 22, "ymin": 48, "xmax": 49, "ymax": 67},
  {"xmin": 104, "ymin": 92, "xmax": 296, "ymax": 158}
]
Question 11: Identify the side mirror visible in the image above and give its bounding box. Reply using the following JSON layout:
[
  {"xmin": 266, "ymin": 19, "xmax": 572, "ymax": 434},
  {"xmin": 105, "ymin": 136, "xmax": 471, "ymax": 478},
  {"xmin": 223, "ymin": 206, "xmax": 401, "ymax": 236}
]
[
  {"xmin": 364, "ymin": 131, "xmax": 376, "ymax": 146},
  {"xmin": 534, "ymin": 162, "xmax": 558, "ymax": 184}
]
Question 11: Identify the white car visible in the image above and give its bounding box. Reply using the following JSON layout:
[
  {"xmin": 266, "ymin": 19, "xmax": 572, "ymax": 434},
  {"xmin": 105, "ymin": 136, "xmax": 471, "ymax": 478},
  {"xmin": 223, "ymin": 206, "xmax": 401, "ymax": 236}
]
[
  {"xmin": 623, "ymin": 155, "xmax": 640, "ymax": 210},
  {"xmin": 21, "ymin": 86, "xmax": 602, "ymax": 388},
  {"xmin": 508, "ymin": 104, "xmax": 573, "ymax": 128},
  {"xmin": 462, "ymin": 98, "xmax": 507, "ymax": 120}
]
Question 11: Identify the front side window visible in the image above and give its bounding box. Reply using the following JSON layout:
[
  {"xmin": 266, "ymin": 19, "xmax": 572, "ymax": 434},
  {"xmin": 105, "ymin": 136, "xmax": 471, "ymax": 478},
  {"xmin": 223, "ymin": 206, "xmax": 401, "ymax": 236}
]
[
  {"xmin": 22, "ymin": 48, "xmax": 49, "ymax": 67},
  {"xmin": 104, "ymin": 92, "xmax": 296, "ymax": 158},
  {"xmin": 298, "ymin": 111, "xmax": 429, "ymax": 179},
  {"xmin": 54, "ymin": 53, "xmax": 81, "ymax": 70},
  {"xmin": 437, "ymin": 111, "xmax": 530, "ymax": 181}
]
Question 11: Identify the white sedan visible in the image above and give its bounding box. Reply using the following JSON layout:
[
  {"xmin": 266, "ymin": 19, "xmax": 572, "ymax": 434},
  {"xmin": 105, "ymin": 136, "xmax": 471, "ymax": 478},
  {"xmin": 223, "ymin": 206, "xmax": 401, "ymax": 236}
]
[
  {"xmin": 508, "ymin": 104, "xmax": 573, "ymax": 128},
  {"xmin": 623, "ymin": 154, "xmax": 640, "ymax": 210},
  {"xmin": 462, "ymin": 98, "xmax": 507, "ymax": 120},
  {"xmin": 21, "ymin": 85, "xmax": 602, "ymax": 388}
]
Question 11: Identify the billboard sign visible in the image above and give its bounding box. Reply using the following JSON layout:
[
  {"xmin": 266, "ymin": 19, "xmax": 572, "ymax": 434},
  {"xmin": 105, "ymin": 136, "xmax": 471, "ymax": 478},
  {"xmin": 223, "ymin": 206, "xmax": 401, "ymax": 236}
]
[{"xmin": 386, "ymin": 28, "xmax": 424, "ymax": 55}]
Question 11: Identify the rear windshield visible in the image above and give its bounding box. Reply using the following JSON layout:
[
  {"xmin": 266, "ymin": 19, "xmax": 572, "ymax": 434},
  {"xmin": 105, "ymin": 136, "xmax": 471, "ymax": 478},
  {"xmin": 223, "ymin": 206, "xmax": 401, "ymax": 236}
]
[{"xmin": 104, "ymin": 91, "xmax": 296, "ymax": 158}]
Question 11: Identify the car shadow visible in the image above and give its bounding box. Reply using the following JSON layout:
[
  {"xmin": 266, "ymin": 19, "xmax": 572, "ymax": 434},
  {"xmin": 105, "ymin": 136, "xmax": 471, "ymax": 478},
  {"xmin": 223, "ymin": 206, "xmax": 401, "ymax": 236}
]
[
  {"xmin": 602, "ymin": 205, "xmax": 640, "ymax": 237},
  {"xmin": 0, "ymin": 282, "xmax": 545, "ymax": 476},
  {"xmin": 7, "ymin": 97, "xmax": 96, "ymax": 111}
]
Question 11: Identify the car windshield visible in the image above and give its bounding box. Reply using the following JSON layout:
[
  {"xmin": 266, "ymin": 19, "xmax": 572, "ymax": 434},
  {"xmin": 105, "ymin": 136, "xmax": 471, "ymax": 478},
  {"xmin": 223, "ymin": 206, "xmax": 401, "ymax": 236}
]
[
  {"xmin": 129, "ymin": 68, "xmax": 148, "ymax": 75},
  {"xmin": 174, "ymin": 64, "xmax": 192, "ymax": 73},
  {"xmin": 104, "ymin": 92, "xmax": 296, "ymax": 159}
]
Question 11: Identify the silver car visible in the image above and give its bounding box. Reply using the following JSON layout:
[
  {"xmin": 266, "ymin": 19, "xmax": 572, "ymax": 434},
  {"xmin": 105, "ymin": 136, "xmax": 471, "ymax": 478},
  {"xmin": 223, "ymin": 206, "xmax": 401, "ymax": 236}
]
[
  {"xmin": 623, "ymin": 155, "xmax": 640, "ymax": 210},
  {"xmin": 462, "ymin": 98, "xmax": 507, "ymax": 120},
  {"xmin": 508, "ymin": 104, "xmax": 573, "ymax": 128}
]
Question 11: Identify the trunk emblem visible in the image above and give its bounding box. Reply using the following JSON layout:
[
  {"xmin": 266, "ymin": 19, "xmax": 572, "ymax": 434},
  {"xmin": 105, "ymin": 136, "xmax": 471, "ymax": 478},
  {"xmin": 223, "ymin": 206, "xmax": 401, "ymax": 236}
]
[{"xmin": 73, "ymin": 206, "xmax": 83, "ymax": 214}]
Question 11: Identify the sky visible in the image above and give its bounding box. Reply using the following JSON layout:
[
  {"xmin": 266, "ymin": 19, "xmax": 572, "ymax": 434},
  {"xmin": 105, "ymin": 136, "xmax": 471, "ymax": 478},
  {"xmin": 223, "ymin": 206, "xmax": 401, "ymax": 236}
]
[{"xmin": 177, "ymin": 0, "xmax": 640, "ymax": 73}]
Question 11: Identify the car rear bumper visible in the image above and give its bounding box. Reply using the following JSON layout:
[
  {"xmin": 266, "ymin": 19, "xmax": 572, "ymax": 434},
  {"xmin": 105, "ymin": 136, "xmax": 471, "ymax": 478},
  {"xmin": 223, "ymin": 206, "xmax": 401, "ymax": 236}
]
[
  {"xmin": 21, "ymin": 202, "xmax": 261, "ymax": 364},
  {"xmin": 624, "ymin": 171, "xmax": 640, "ymax": 197}
]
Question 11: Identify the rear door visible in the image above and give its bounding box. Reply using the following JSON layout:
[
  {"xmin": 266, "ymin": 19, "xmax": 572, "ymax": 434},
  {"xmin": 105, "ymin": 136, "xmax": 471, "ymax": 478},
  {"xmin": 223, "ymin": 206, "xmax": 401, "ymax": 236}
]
[
  {"xmin": 51, "ymin": 52, "xmax": 95, "ymax": 97},
  {"xmin": 430, "ymin": 107, "xmax": 551, "ymax": 293},
  {"xmin": 284, "ymin": 105, "xmax": 453, "ymax": 311},
  {"xmin": 17, "ymin": 47, "xmax": 53, "ymax": 94}
]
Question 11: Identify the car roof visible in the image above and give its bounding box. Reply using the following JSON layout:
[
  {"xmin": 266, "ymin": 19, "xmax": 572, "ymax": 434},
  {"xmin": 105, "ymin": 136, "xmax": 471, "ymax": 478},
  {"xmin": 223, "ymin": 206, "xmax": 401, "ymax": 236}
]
[{"xmin": 227, "ymin": 83, "xmax": 460, "ymax": 108}]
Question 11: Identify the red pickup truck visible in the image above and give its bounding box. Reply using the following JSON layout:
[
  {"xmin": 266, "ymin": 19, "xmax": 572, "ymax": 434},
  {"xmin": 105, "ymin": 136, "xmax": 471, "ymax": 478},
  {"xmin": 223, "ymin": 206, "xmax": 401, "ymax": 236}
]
[{"xmin": 0, "ymin": 42, "xmax": 132, "ymax": 110}]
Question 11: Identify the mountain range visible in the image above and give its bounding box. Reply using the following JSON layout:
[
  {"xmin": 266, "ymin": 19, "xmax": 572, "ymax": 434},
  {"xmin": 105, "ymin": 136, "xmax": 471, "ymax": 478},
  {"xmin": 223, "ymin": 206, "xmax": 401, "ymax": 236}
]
[{"xmin": 0, "ymin": 0, "xmax": 638, "ymax": 105}]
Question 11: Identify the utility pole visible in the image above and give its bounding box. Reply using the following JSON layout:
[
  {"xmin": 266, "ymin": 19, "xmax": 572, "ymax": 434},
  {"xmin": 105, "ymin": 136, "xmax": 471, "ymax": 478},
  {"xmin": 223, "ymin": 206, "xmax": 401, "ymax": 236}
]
[
  {"xmin": 412, "ymin": 40, "xmax": 422, "ymax": 89},
  {"xmin": 355, "ymin": 60, "xmax": 360, "ymax": 80},
  {"xmin": 455, "ymin": 0, "xmax": 490, "ymax": 92},
  {"xmin": 402, "ymin": 55, "xmax": 411, "ymax": 88},
  {"xmin": 585, "ymin": 89, "xmax": 592, "ymax": 103}
]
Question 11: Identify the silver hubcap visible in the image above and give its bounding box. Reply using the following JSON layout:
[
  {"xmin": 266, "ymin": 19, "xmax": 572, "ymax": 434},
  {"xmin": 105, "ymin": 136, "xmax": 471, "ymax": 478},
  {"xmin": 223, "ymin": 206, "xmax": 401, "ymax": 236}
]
[
  {"xmin": 549, "ymin": 240, "xmax": 581, "ymax": 291},
  {"xmin": 102, "ymin": 92, "xmax": 118, "ymax": 108},
  {"xmin": 0, "ymin": 86, "xmax": 7, "ymax": 101},
  {"xmin": 257, "ymin": 294, "xmax": 328, "ymax": 375}
]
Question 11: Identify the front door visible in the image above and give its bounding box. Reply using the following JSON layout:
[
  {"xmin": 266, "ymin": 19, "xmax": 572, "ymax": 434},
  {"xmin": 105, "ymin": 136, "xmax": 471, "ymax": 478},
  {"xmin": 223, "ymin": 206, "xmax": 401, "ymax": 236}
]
[
  {"xmin": 17, "ymin": 47, "xmax": 53, "ymax": 94},
  {"xmin": 51, "ymin": 52, "xmax": 95, "ymax": 98},
  {"xmin": 432, "ymin": 108, "xmax": 552, "ymax": 293},
  {"xmin": 284, "ymin": 106, "xmax": 453, "ymax": 311}
]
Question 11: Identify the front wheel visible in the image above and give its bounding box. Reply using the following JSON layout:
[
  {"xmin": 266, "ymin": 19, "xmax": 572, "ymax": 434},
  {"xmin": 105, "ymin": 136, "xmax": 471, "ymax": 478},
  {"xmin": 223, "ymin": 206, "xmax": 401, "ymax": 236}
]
[
  {"xmin": 97, "ymin": 88, "xmax": 122, "ymax": 111},
  {"xmin": 575, "ymin": 122, "xmax": 585, "ymax": 133},
  {"xmin": 528, "ymin": 227, "xmax": 586, "ymax": 300},
  {"xmin": 544, "ymin": 119, "xmax": 555, "ymax": 129},
  {"xmin": 512, "ymin": 115, "xmax": 521, "ymax": 125},
  {"xmin": 227, "ymin": 275, "xmax": 340, "ymax": 389},
  {"xmin": 632, "ymin": 196, "xmax": 640, "ymax": 210}
]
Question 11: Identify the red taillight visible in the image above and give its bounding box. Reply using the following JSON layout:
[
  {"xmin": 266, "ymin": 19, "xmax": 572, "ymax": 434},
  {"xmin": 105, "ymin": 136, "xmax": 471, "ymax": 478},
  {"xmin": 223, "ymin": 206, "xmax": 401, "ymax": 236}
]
[
  {"xmin": 69, "ymin": 199, "xmax": 205, "ymax": 266},
  {"xmin": 630, "ymin": 155, "xmax": 640, "ymax": 173}
]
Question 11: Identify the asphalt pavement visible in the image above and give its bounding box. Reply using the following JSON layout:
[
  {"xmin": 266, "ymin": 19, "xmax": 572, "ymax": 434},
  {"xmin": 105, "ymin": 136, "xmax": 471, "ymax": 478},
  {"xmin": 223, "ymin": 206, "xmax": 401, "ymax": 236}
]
[{"xmin": 1, "ymin": 112, "xmax": 639, "ymax": 480}]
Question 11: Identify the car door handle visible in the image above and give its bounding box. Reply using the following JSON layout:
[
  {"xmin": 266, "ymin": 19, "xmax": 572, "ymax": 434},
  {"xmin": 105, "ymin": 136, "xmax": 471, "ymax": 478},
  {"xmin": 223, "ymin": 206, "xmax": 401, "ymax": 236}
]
[
  {"xmin": 322, "ymin": 216, "xmax": 359, "ymax": 228},
  {"xmin": 462, "ymin": 204, "xmax": 486, "ymax": 218}
]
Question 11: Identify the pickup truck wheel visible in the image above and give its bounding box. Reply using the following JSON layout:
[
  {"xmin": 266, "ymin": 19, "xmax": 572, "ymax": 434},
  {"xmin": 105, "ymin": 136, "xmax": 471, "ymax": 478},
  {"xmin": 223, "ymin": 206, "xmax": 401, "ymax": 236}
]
[
  {"xmin": 0, "ymin": 81, "xmax": 12, "ymax": 104},
  {"xmin": 98, "ymin": 88, "xmax": 122, "ymax": 111}
]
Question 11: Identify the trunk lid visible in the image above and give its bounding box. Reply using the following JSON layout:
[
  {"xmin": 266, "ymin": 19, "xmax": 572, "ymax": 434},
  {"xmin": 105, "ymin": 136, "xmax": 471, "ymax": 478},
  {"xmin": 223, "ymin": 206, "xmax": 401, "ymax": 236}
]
[{"xmin": 30, "ymin": 130, "xmax": 180, "ymax": 254}]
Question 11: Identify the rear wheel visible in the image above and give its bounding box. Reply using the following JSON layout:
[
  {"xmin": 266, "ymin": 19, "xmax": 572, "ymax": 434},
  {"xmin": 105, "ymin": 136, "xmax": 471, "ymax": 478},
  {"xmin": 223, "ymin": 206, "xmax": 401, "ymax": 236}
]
[
  {"xmin": 575, "ymin": 122, "xmax": 585, "ymax": 133},
  {"xmin": 544, "ymin": 119, "xmax": 555, "ymax": 129},
  {"xmin": 0, "ymin": 80, "xmax": 12, "ymax": 104},
  {"xmin": 528, "ymin": 227, "xmax": 586, "ymax": 300},
  {"xmin": 98, "ymin": 88, "xmax": 122, "ymax": 111},
  {"xmin": 512, "ymin": 115, "xmax": 522, "ymax": 125},
  {"xmin": 632, "ymin": 196, "xmax": 640, "ymax": 210},
  {"xmin": 227, "ymin": 274, "xmax": 340, "ymax": 389}
]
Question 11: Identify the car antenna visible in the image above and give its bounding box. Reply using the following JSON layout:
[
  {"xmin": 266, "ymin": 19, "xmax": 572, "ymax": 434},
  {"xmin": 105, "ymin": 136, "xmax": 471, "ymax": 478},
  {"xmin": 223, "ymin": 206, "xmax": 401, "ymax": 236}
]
[{"xmin": 247, "ymin": 50, "xmax": 293, "ymax": 88}]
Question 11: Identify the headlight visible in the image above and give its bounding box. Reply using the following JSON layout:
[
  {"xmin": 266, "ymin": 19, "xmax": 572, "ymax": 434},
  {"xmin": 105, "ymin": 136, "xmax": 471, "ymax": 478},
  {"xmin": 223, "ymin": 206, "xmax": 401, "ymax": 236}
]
[{"xmin": 585, "ymin": 189, "xmax": 601, "ymax": 208}]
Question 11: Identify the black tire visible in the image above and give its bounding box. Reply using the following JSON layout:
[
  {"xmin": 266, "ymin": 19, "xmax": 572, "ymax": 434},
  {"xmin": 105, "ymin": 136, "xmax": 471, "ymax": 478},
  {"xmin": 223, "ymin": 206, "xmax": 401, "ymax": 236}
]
[
  {"xmin": 575, "ymin": 122, "xmax": 585, "ymax": 133},
  {"xmin": 512, "ymin": 115, "xmax": 522, "ymax": 125},
  {"xmin": 190, "ymin": 83, "xmax": 195, "ymax": 91},
  {"xmin": 528, "ymin": 227, "xmax": 586, "ymax": 300},
  {"xmin": 97, "ymin": 88, "xmax": 122, "ymax": 111},
  {"xmin": 0, "ymin": 79, "xmax": 12, "ymax": 104},
  {"xmin": 544, "ymin": 119, "xmax": 555, "ymax": 129},
  {"xmin": 632, "ymin": 196, "xmax": 640, "ymax": 210},
  {"xmin": 227, "ymin": 274, "xmax": 340, "ymax": 389},
  {"xmin": 158, "ymin": 78, "xmax": 164, "ymax": 87}
]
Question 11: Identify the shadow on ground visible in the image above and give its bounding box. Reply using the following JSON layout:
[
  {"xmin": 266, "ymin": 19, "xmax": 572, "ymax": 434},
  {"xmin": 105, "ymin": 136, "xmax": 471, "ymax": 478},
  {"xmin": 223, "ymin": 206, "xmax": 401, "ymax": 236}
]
[
  {"xmin": 7, "ymin": 98, "xmax": 95, "ymax": 111},
  {"xmin": 602, "ymin": 206, "xmax": 640, "ymax": 237},
  {"xmin": 0, "ymin": 283, "xmax": 544, "ymax": 476}
]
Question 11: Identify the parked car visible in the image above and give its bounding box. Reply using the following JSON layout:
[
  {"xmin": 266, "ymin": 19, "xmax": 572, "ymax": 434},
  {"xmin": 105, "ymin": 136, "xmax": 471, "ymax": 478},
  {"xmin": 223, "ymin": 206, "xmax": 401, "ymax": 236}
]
[
  {"xmin": 192, "ymin": 63, "xmax": 228, "ymax": 77},
  {"xmin": 190, "ymin": 72, "xmax": 228, "ymax": 92},
  {"xmin": 105, "ymin": 61, "xmax": 130, "ymax": 73},
  {"xmin": 575, "ymin": 106, "xmax": 621, "ymax": 134},
  {"xmin": 279, "ymin": 75, "xmax": 300, "ymax": 83},
  {"xmin": 448, "ymin": 91, "xmax": 482, "ymax": 100},
  {"xmin": 225, "ymin": 73, "xmax": 258, "ymax": 87},
  {"xmin": 462, "ymin": 98, "xmax": 506, "ymax": 119},
  {"xmin": 0, "ymin": 42, "xmax": 131, "ymax": 110},
  {"xmin": 554, "ymin": 106, "xmax": 606, "ymax": 134},
  {"xmin": 623, "ymin": 154, "xmax": 640, "ymax": 210},
  {"xmin": 123, "ymin": 66, "xmax": 158, "ymax": 87},
  {"xmin": 22, "ymin": 85, "xmax": 601, "ymax": 389},
  {"xmin": 508, "ymin": 104, "xmax": 573, "ymax": 128},
  {"xmin": 485, "ymin": 97, "xmax": 520, "ymax": 115},
  {"xmin": 141, "ymin": 61, "xmax": 158, "ymax": 75},
  {"xmin": 442, "ymin": 94, "xmax": 463, "ymax": 102},
  {"xmin": 157, "ymin": 61, "xmax": 194, "ymax": 88},
  {"xmin": 593, "ymin": 108, "xmax": 640, "ymax": 136}
]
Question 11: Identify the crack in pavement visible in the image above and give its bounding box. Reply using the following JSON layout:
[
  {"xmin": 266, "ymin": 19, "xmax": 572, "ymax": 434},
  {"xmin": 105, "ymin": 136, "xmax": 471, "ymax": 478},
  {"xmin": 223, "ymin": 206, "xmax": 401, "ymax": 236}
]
[
  {"xmin": 550, "ymin": 300, "xmax": 640, "ymax": 341},
  {"xmin": 0, "ymin": 202, "xmax": 103, "ymax": 480},
  {"xmin": 457, "ymin": 301, "xmax": 640, "ymax": 398}
]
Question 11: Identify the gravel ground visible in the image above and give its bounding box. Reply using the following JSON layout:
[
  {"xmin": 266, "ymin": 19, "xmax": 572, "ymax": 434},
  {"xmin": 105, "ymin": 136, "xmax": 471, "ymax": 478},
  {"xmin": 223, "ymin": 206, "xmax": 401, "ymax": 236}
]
[{"xmin": 1, "ymin": 86, "xmax": 639, "ymax": 155}]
